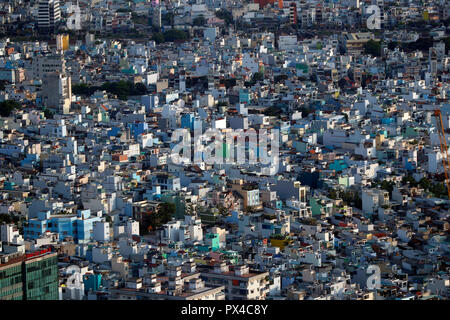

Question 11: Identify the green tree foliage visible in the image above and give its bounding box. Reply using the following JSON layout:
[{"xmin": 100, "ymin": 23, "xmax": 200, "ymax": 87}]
[
  {"xmin": 251, "ymin": 72, "xmax": 264, "ymax": 84},
  {"xmin": 387, "ymin": 41, "xmax": 398, "ymax": 50},
  {"xmin": 72, "ymin": 81, "xmax": 147, "ymax": 100},
  {"xmin": 299, "ymin": 105, "xmax": 315, "ymax": 117},
  {"xmin": 142, "ymin": 202, "xmax": 175, "ymax": 234},
  {"xmin": 117, "ymin": 8, "xmax": 132, "ymax": 13},
  {"xmin": 151, "ymin": 29, "xmax": 189, "ymax": 43},
  {"xmin": 364, "ymin": 40, "xmax": 381, "ymax": 57},
  {"xmin": 328, "ymin": 189, "xmax": 362, "ymax": 209},
  {"xmin": 429, "ymin": 183, "xmax": 447, "ymax": 198},
  {"xmin": 328, "ymin": 189, "xmax": 338, "ymax": 199},
  {"xmin": 0, "ymin": 214, "xmax": 13, "ymax": 224},
  {"xmin": 380, "ymin": 180, "xmax": 395, "ymax": 197},
  {"xmin": 0, "ymin": 100, "xmax": 21, "ymax": 117},
  {"xmin": 163, "ymin": 29, "xmax": 189, "ymax": 42},
  {"xmin": 215, "ymin": 9, "xmax": 233, "ymax": 25},
  {"xmin": 413, "ymin": 177, "xmax": 447, "ymax": 198},
  {"xmin": 72, "ymin": 83, "xmax": 97, "ymax": 96},
  {"xmin": 43, "ymin": 109, "xmax": 54, "ymax": 119},
  {"xmin": 101, "ymin": 81, "xmax": 147, "ymax": 100},
  {"xmin": 444, "ymin": 37, "xmax": 450, "ymax": 54},
  {"xmin": 402, "ymin": 175, "xmax": 418, "ymax": 187},
  {"xmin": 220, "ymin": 78, "xmax": 236, "ymax": 89},
  {"xmin": 162, "ymin": 13, "xmax": 174, "ymax": 26},
  {"xmin": 151, "ymin": 32, "xmax": 165, "ymax": 44},
  {"xmin": 217, "ymin": 204, "xmax": 229, "ymax": 216},
  {"xmin": 193, "ymin": 15, "xmax": 206, "ymax": 26},
  {"xmin": 389, "ymin": 38, "xmax": 435, "ymax": 53},
  {"xmin": 274, "ymin": 74, "xmax": 288, "ymax": 84},
  {"xmin": 264, "ymin": 106, "xmax": 282, "ymax": 117},
  {"xmin": 419, "ymin": 177, "xmax": 431, "ymax": 190},
  {"xmin": 131, "ymin": 13, "xmax": 150, "ymax": 25}
]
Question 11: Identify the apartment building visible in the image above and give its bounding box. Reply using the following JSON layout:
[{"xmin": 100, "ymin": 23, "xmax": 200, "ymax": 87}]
[{"xmin": 201, "ymin": 263, "xmax": 269, "ymax": 300}]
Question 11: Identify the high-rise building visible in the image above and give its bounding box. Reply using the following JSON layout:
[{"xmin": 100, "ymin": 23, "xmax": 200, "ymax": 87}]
[
  {"xmin": 42, "ymin": 72, "xmax": 72, "ymax": 114},
  {"xmin": 23, "ymin": 251, "xmax": 59, "ymax": 300},
  {"xmin": 152, "ymin": 6, "xmax": 162, "ymax": 29},
  {"xmin": 0, "ymin": 253, "xmax": 23, "ymax": 300},
  {"xmin": 32, "ymin": 53, "xmax": 66, "ymax": 80},
  {"xmin": 289, "ymin": 3, "xmax": 297, "ymax": 25},
  {"xmin": 0, "ymin": 249, "xmax": 58, "ymax": 300},
  {"xmin": 33, "ymin": 54, "xmax": 72, "ymax": 114},
  {"xmin": 38, "ymin": 0, "xmax": 61, "ymax": 33}
]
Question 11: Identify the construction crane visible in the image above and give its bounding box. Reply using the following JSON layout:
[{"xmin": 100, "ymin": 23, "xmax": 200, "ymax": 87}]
[{"xmin": 433, "ymin": 109, "xmax": 450, "ymax": 199}]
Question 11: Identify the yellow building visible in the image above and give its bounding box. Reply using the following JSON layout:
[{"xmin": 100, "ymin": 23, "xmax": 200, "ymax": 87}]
[{"xmin": 56, "ymin": 34, "xmax": 70, "ymax": 51}]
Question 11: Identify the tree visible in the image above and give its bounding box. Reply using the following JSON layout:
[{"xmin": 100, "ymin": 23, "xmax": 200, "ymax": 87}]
[
  {"xmin": 163, "ymin": 29, "xmax": 189, "ymax": 42},
  {"xmin": 142, "ymin": 202, "xmax": 176, "ymax": 234},
  {"xmin": 162, "ymin": 12, "xmax": 174, "ymax": 26},
  {"xmin": 328, "ymin": 189, "xmax": 338, "ymax": 199},
  {"xmin": 251, "ymin": 72, "xmax": 264, "ymax": 84},
  {"xmin": 117, "ymin": 8, "xmax": 132, "ymax": 13},
  {"xmin": 419, "ymin": 177, "xmax": 431, "ymax": 190},
  {"xmin": 43, "ymin": 108, "xmax": 54, "ymax": 119},
  {"xmin": 215, "ymin": 9, "xmax": 233, "ymax": 25},
  {"xmin": 364, "ymin": 40, "xmax": 381, "ymax": 57},
  {"xmin": 217, "ymin": 204, "xmax": 229, "ymax": 216},
  {"xmin": 388, "ymin": 41, "xmax": 398, "ymax": 51},
  {"xmin": 193, "ymin": 15, "xmax": 206, "ymax": 26},
  {"xmin": 152, "ymin": 29, "xmax": 189, "ymax": 43},
  {"xmin": 402, "ymin": 175, "xmax": 418, "ymax": 187},
  {"xmin": 274, "ymin": 74, "xmax": 288, "ymax": 84},
  {"xmin": 264, "ymin": 106, "xmax": 282, "ymax": 117},
  {"xmin": 0, "ymin": 214, "xmax": 13, "ymax": 224},
  {"xmin": 380, "ymin": 180, "xmax": 395, "ymax": 197},
  {"xmin": 430, "ymin": 183, "xmax": 447, "ymax": 198},
  {"xmin": 299, "ymin": 105, "xmax": 314, "ymax": 117},
  {"xmin": 0, "ymin": 100, "xmax": 20, "ymax": 117},
  {"xmin": 72, "ymin": 83, "xmax": 98, "ymax": 96},
  {"xmin": 151, "ymin": 32, "xmax": 165, "ymax": 44},
  {"xmin": 444, "ymin": 37, "xmax": 450, "ymax": 54}
]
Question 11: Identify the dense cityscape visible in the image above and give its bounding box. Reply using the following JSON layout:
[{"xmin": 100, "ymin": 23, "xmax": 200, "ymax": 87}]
[{"xmin": 0, "ymin": 0, "xmax": 449, "ymax": 302}]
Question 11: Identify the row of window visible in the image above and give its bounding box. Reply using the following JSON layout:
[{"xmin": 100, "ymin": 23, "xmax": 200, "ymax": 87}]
[{"xmin": 0, "ymin": 265, "xmax": 21, "ymax": 279}]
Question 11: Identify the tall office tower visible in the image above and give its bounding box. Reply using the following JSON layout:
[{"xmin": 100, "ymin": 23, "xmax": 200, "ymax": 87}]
[
  {"xmin": 0, "ymin": 250, "xmax": 59, "ymax": 300},
  {"xmin": 38, "ymin": 0, "xmax": 61, "ymax": 33}
]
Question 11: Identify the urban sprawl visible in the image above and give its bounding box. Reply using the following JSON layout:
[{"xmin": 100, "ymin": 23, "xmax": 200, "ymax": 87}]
[{"xmin": 0, "ymin": 0, "xmax": 449, "ymax": 301}]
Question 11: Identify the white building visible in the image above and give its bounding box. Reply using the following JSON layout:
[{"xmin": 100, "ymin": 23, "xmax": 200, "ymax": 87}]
[
  {"xmin": 362, "ymin": 189, "xmax": 389, "ymax": 215},
  {"xmin": 0, "ymin": 224, "xmax": 24, "ymax": 244},
  {"xmin": 93, "ymin": 221, "xmax": 110, "ymax": 242},
  {"xmin": 38, "ymin": 0, "xmax": 61, "ymax": 31},
  {"xmin": 278, "ymin": 35, "xmax": 298, "ymax": 51},
  {"xmin": 126, "ymin": 219, "xmax": 140, "ymax": 238}
]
